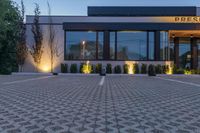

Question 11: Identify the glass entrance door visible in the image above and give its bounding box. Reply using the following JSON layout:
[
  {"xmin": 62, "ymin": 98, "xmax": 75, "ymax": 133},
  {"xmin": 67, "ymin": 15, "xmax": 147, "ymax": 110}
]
[{"xmin": 179, "ymin": 38, "xmax": 191, "ymax": 69}]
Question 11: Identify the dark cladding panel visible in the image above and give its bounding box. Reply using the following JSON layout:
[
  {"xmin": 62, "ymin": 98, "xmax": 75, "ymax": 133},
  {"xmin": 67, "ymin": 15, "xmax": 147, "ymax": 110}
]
[
  {"xmin": 63, "ymin": 22, "xmax": 200, "ymax": 31},
  {"xmin": 88, "ymin": 6, "xmax": 197, "ymax": 16}
]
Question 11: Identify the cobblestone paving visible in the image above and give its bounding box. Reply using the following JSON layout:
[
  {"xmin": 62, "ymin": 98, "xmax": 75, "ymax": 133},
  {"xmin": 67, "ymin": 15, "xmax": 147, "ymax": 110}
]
[{"xmin": 0, "ymin": 75, "xmax": 200, "ymax": 133}]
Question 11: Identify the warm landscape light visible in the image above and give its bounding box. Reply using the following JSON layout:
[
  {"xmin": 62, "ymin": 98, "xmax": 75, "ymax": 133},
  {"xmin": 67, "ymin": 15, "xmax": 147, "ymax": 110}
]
[
  {"xmin": 166, "ymin": 67, "xmax": 173, "ymax": 75},
  {"xmin": 128, "ymin": 65, "xmax": 133, "ymax": 74},
  {"xmin": 40, "ymin": 65, "xmax": 51, "ymax": 72},
  {"xmin": 184, "ymin": 70, "xmax": 192, "ymax": 75},
  {"xmin": 83, "ymin": 61, "xmax": 91, "ymax": 74}
]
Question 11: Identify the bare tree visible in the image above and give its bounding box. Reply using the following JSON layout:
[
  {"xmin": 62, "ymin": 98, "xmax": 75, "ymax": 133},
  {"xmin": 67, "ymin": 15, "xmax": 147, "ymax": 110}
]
[
  {"xmin": 30, "ymin": 3, "xmax": 43, "ymax": 72},
  {"xmin": 47, "ymin": 1, "xmax": 59, "ymax": 73},
  {"xmin": 16, "ymin": 0, "xmax": 28, "ymax": 72}
]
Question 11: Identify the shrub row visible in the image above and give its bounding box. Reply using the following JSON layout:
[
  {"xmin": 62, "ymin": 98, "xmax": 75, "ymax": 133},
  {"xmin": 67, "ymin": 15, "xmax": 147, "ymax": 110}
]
[{"xmin": 61, "ymin": 63, "xmax": 200, "ymax": 74}]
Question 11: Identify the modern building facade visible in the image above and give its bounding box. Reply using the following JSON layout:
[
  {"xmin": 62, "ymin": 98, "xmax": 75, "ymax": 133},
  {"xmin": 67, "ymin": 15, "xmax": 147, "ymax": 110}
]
[{"xmin": 24, "ymin": 6, "xmax": 200, "ymax": 72}]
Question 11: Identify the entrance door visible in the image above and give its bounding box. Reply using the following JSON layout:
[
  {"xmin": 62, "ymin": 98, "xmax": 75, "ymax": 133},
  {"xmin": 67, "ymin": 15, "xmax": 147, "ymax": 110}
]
[{"xmin": 179, "ymin": 38, "xmax": 191, "ymax": 69}]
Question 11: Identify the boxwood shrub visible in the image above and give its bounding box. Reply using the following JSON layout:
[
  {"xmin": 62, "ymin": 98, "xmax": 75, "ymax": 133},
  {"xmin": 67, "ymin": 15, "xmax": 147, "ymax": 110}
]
[
  {"xmin": 106, "ymin": 64, "xmax": 112, "ymax": 74},
  {"xmin": 95, "ymin": 63, "xmax": 102, "ymax": 73},
  {"xmin": 133, "ymin": 63, "xmax": 139, "ymax": 74},
  {"xmin": 141, "ymin": 64, "xmax": 147, "ymax": 74},
  {"xmin": 79, "ymin": 63, "xmax": 84, "ymax": 73},
  {"xmin": 155, "ymin": 64, "xmax": 163, "ymax": 74},
  {"xmin": 70, "ymin": 64, "xmax": 78, "ymax": 73},
  {"xmin": 114, "ymin": 65, "xmax": 122, "ymax": 74},
  {"xmin": 148, "ymin": 64, "xmax": 156, "ymax": 76},
  {"xmin": 123, "ymin": 64, "xmax": 129, "ymax": 74},
  {"xmin": 61, "ymin": 63, "xmax": 68, "ymax": 73}
]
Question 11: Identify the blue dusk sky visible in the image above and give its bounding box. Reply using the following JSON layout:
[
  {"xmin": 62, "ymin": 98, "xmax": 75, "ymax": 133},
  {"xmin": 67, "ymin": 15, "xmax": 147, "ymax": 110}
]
[{"xmin": 12, "ymin": 0, "xmax": 200, "ymax": 16}]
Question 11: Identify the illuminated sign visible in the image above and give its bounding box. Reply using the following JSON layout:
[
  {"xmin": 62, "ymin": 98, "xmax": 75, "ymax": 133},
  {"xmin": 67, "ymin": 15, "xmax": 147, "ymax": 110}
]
[{"xmin": 174, "ymin": 17, "xmax": 200, "ymax": 23}]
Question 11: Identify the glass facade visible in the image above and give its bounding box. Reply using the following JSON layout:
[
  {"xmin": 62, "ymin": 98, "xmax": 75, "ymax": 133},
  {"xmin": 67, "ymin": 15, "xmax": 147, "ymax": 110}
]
[
  {"xmin": 65, "ymin": 31, "xmax": 103, "ymax": 60},
  {"xmin": 110, "ymin": 32, "xmax": 116, "ymax": 60},
  {"xmin": 148, "ymin": 32, "xmax": 155, "ymax": 60},
  {"xmin": 160, "ymin": 31, "xmax": 169, "ymax": 61},
  {"xmin": 65, "ymin": 31, "xmax": 174, "ymax": 61},
  {"xmin": 97, "ymin": 32, "xmax": 104, "ymax": 59},
  {"xmin": 116, "ymin": 31, "xmax": 147, "ymax": 60},
  {"xmin": 179, "ymin": 38, "xmax": 191, "ymax": 69},
  {"xmin": 63, "ymin": 29, "xmax": 200, "ymax": 71}
]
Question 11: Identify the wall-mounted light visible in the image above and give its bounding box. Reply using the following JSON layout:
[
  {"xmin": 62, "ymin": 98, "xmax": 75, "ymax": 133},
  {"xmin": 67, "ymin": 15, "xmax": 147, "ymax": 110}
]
[
  {"xmin": 190, "ymin": 34, "xmax": 193, "ymax": 38},
  {"xmin": 172, "ymin": 34, "xmax": 175, "ymax": 38}
]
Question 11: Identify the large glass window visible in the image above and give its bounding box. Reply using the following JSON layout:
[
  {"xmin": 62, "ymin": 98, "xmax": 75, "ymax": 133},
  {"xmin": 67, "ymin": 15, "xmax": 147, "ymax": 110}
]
[
  {"xmin": 98, "ymin": 32, "xmax": 103, "ymax": 59},
  {"xmin": 160, "ymin": 31, "xmax": 169, "ymax": 60},
  {"xmin": 110, "ymin": 32, "xmax": 116, "ymax": 60},
  {"xmin": 148, "ymin": 32, "xmax": 155, "ymax": 60},
  {"xmin": 117, "ymin": 31, "xmax": 147, "ymax": 60},
  {"xmin": 65, "ymin": 31, "xmax": 103, "ymax": 60}
]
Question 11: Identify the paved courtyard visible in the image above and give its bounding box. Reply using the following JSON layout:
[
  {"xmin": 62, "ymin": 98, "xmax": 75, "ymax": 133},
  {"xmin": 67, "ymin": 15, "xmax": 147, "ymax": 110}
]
[{"xmin": 0, "ymin": 75, "xmax": 200, "ymax": 133}]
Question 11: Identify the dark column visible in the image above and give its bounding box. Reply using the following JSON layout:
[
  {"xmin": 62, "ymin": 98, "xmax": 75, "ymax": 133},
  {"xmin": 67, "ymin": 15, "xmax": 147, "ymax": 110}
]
[
  {"xmin": 155, "ymin": 31, "xmax": 160, "ymax": 61},
  {"xmin": 103, "ymin": 31, "xmax": 110, "ymax": 60},
  {"xmin": 174, "ymin": 37, "xmax": 179, "ymax": 68},
  {"xmin": 96, "ymin": 32, "xmax": 99, "ymax": 59},
  {"xmin": 147, "ymin": 32, "xmax": 149, "ymax": 60},
  {"xmin": 191, "ymin": 38, "xmax": 198, "ymax": 69}
]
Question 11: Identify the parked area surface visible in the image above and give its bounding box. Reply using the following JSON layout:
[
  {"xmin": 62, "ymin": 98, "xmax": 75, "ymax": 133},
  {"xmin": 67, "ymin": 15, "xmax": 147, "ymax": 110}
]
[{"xmin": 0, "ymin": 75, "xmax": 200, "ymax": 133}]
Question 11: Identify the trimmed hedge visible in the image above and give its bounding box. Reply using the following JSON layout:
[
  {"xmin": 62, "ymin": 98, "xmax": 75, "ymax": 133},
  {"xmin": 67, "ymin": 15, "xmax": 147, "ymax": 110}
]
[
  {"xmin": 79, "ymin": 63, "xmax": 84, "ymax": 73},
  {"xmin": 70, "ymin": 64, "xmax": 78, "ymax": 73},
  {"xmin": 141, "ymin": 64, "xmax": 147, "ymax": 74},
  {"xmin": 106, "ymin": 64, "xmax": 112, "ymax": 74},
  {"xmin": 123, "ymin": 64, "xmax": 129, "ymax": 74},
  {"xmin": 61, "ymin": 64, "xmax": 68, "ymax": 73},
  {"xmin": 155, "ymin": 64, "xmax": 162, "ymax": 74},
  {"xmin": 95, "ymin": 63, "xmax": 102, "ymax": 73},
  {"xmin": 133, "ymin": 63, "xmax": 139, "ymax": 74},
  {"xmin": 114, "ymin": 65, "xmax": 122, "ymax": 74},
  {"xmin": 148, "ymin": 64, "xmax": 156, "ymax": 76}
]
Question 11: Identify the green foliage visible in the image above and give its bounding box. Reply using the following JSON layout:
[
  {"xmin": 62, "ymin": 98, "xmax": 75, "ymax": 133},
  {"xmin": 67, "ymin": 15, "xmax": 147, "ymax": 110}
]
[
  {"xmin": 141, "ymin": 64, "xmax": 147, "ymax": 74},
  {"xmin": 70, "ymin": 64, "xmax": 77, "ymax": 73},
  {"xmin": 114, "ymin": 65, "xmax": 122, "ymax": 74},
  {"xmin": 148, "ymin": 64, "xmax": 156, "ymax": 76},
  {"xmin": 95, "ymin": 63, "xmax": 102, "ymax": 73},
  {"xmin": 176, "ymin": 68, "xmax": 184, "ymax": 74},
  {"xmin": 155, "ymin": 64, "xmax": 163, "ymax": 74},
  {"xmin": 162, "ymin": 65, "xmax": 169, "ymax": 74},
  {"xmin": 79, "ymin": 63, "xmax": 84, "ymax": 73},
  {"xmin": 123, "ymin": 64, "xmax": 129, "ymax": 74},
  {"xmin": 81, "ymin": 64, "xmax": 92, "ymax": 74},
  {"xmin": 0, "ymin": 0, "xmax": 21, "ymax": 74},
  {"xmin": 16, "ymin": 0, "xmax": 27, "ymax": 72},
  {"xmin": 172, "ymin": 65, "xmax": 178, "ymax": 74},
  {"xmin": 106, "ymin": 64, "xmax": 112, "ymax": 74},
  {"xmin": 133, "ymin": 63, "xmax": 139, "ymax": 74},
  {"xmin": 61, "ymin": 64, "xmax": 68, "ymax": 73},
  {"xmin": 91, "ymin": 65, "xmax": 95, "ymax": 73}
]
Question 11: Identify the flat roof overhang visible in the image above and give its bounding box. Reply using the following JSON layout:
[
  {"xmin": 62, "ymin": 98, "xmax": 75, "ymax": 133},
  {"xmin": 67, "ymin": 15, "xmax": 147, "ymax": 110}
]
[{"xmin": 63, "ymin": 22, "xmax": 200, "ymax": 31}]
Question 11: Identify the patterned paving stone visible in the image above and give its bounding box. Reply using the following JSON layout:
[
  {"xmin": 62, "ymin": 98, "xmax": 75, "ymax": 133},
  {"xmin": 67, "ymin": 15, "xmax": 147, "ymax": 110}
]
[{"xmin": 0, "ymin": 75, "xmax": 200, "ymax": 133}]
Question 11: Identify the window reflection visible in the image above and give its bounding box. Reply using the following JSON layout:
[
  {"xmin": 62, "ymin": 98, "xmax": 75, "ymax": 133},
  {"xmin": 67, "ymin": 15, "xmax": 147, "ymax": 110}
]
[
  {"xmin": 117, "ymin": 31, "xmax": 147, "ymax": 60},
  {"xmin": 65, "ymin": 31, "xmax": 103, "ymax": 60},
  {"xmin": 110, "ymin": 32, "xmax": 116, "ymax": 60},
  {"xmin": 160, "ymin": 31, "xmax": 169, "ymax": 61},
  {"xmin": 98, "ymin": 32, "xmax": 104, "ymax": 59},
  {"xmin": 148, "ymin": 32, "xmax": 155, "ymax": 60}
]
